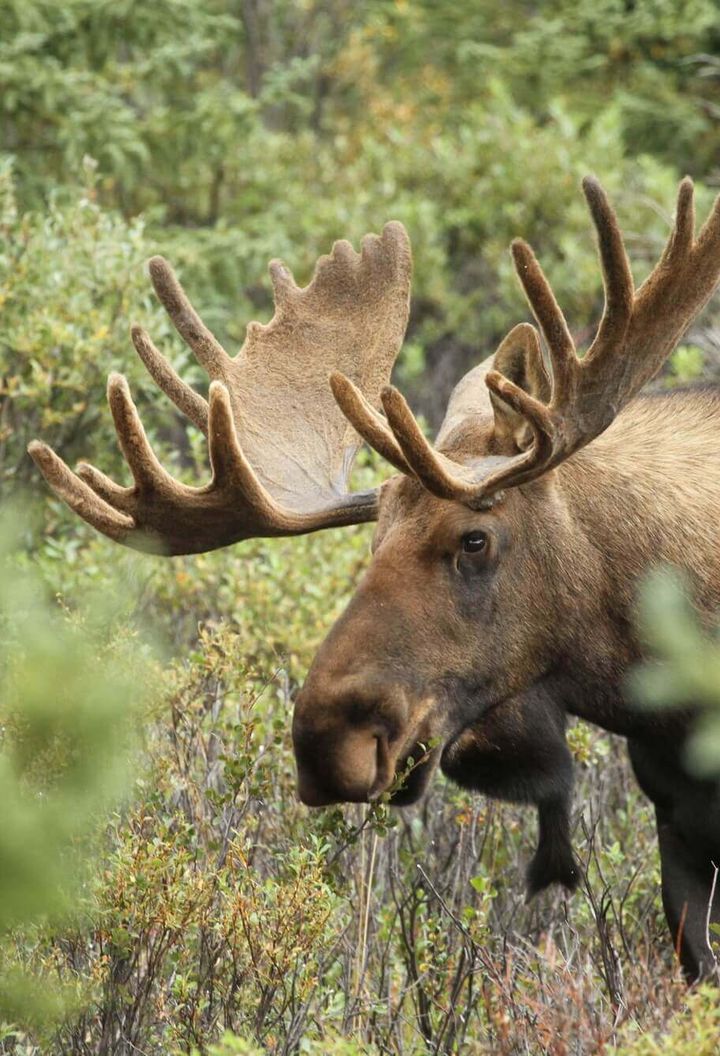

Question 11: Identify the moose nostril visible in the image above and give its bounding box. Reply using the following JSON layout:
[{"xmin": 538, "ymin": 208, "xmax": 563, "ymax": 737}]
[{"xmin": 296, "ymin": 773, "xmax": 341, "ymax": 807}]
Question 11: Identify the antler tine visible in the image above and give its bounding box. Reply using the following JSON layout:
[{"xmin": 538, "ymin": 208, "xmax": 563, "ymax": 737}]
[
  {"xmin": 510, "ymin": 181, "xmax": 634, "ymax": 399},
  {"xmin": 380, "ymin": 387, "xmax": 478, "ymax": 501},
  {"xmin": 28, "ymin": 440, "xmax": 134, "ymax": 539},
  {"xmin": 268, "ymin": 259, "xmax": 300, "ymax": 308},
  {"xmin": 482, "ymin": 372, "xmax": 557, "ymax": 490},
  {"xmin": 206, "ymin": 381, "xmax": 292, "ymax": 525},
  {"xmin": 106, "ymin": 373, "xmax": 176, "ymax": 493},
  {"xmin": 660, "ymin": 177, "xmax": 695, "ymax": 266},
  {"xmin": 148, "ymin": 256, "xmax": 231, "ymax": 377},
  {"xmin": 510, "ymin": 240, "xmax": 577, "ymax": 402},
  {"xmin": 691, "ymin": 183, "xmax": 720, "ymax": 277},
  {"xmin": 329, "ymin": 373, "xmax": 411, "ymax": 475},
  {"xmin": 620, "ymin": 178, "xmax": 720, "ymax": 395},
  {"xmin": 75, "ymin": 461, "xmax": 128, "ymax": 505},
  {"xmin": 131, "ymin": 325, "xmax": 209, "ymax": 434},
  {"xmin": 581, "ymin": 177, "xmax": 634, "ymax": 358}
]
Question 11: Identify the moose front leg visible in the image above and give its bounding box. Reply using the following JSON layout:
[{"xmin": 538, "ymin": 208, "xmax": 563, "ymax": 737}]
[
  {"xmin": 441, "ymin": 687, "xmax": 579, "ymax": 897},
  {"xmin": 655, "ymin": 811, "xmax": 720, "ymax": 980},
  {"xmin": 628, "ymin": 738, "xmax": 720, "ymax": 980}
]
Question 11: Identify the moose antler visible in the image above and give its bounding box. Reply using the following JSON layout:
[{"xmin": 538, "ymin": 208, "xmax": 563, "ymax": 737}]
[
  {"xmin": 29, "ymin": 223, "xmax": 411, "ymax": 554},
  {"xmin": 333, "ymin": 178, "xmax": 720, "ymax": 505}
]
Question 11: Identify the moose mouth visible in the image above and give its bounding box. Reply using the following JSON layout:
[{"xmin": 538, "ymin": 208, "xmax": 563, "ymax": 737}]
[{"xmin": 385, "ymin": 741, "xmax": 442, "ymax": 806}]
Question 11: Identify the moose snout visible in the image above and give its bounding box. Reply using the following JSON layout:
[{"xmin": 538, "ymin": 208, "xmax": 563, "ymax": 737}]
[
  {"xmin": 293, "ymin": 725, "xmax": 388, "ymax": 806},
  {"xmin": 291, "ymin": 678, "xmax": 407, "ymax": 807}
]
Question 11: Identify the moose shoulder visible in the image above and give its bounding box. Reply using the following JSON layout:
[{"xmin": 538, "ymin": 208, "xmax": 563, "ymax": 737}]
[{"xmin": 30, "ymin": 179, "xmax": 720, "ymax": 980}]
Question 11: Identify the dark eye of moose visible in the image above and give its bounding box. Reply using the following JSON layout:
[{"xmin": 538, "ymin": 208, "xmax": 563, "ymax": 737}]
[{"xmin": 461, "ymin": 530, "xmax": 487, "ymax": 555}]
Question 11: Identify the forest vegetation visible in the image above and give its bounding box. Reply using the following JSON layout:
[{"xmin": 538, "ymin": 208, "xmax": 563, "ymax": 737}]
[{"xmin": 1, "ymin": 1, "xmax": 720, "ymax": 1052}]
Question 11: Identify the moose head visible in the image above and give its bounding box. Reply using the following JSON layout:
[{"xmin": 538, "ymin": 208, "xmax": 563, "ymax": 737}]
[{"xmin": 30, "ymin": 178, "xmax": 720, "ymax": 979}]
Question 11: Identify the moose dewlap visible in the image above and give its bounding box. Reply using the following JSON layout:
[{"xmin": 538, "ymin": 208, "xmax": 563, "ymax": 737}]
[{"xmin": 30, "ymin": 178, "xmax": 720, "ymax": 981}]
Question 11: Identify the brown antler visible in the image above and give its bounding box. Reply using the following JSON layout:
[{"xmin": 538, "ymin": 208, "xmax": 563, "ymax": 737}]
[
  {"xmin": 29, "ymin": 223, "xmax": 412, "ymax": 554},
  {"xmin": 333, "ymin": 178, "xmax": 720, "ymax": 506}
]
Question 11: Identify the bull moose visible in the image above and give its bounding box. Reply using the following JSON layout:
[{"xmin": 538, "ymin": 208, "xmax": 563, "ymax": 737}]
[{"xmin": 30, "ymin": 178, "xmax": 720, "ymax": 980}]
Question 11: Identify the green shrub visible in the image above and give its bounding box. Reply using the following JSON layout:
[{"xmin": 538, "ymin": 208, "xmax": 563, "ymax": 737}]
[
  {"xmin": 0, "ymin": 512, "xmax": 152, "ymax": 1031},
  {"xmin": 631, "ymin": 568, "xmax": 720, "ymax": 778},
  {"xmin": 612, "ymin": 984, "xmax": 720, "ymax": 1055}
]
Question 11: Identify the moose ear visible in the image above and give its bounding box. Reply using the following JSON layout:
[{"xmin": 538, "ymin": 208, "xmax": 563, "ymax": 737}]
[{"xmin": 489, "ymin": 323, "xmax": 550, "ymax": 451}]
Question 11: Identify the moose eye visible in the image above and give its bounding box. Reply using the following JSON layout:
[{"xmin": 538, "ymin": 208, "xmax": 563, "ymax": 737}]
[{"xmin": 461, "ymin": 530, "xmax": 487, "ymax": 554}]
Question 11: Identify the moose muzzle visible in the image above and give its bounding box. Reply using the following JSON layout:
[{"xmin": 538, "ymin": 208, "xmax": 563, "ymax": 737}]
[{"xmin": 292, "ymin": 676, "xmax": 414, "ymax": 806}]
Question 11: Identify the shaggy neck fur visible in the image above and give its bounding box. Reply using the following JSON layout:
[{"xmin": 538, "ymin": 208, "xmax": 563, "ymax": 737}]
[{"xmin": 547, "ymin": 386, "xmax": 720, "ymax": 735}]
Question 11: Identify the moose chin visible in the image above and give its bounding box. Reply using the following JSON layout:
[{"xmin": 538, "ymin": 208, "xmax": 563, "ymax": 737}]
[{"xmin": 30, "ymin": 176, "xmax": 720, "ymax": 982}]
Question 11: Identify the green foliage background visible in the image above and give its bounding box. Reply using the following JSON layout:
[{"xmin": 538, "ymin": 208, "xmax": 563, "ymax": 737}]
[{"xmin": 0, "ymin": 1, "xmax": 719, "ymax": 1053}]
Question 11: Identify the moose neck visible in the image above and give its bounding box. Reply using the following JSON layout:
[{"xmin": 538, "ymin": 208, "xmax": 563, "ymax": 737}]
[{"xmin": 546, "ymin": 387, "xmax": 720, "ymax": 738}]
